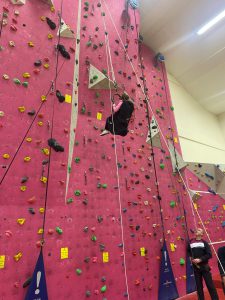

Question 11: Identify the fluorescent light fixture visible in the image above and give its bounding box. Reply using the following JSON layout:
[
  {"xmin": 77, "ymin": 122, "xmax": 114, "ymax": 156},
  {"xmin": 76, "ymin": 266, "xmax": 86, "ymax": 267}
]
[{"xmin": 197, "ymin": 9, "xmax": 225, "ymax": 35}]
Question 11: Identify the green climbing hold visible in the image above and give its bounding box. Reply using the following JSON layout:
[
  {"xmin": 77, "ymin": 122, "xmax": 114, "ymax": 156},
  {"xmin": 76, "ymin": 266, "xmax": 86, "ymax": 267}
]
[
  {"xmin": 74, "ymin": 190, "xmax": 81, "ymax": 196},
  {"xmin": 180, "ymin": 258, "xmax": 185, "ymax": 265},
  {"xmin": 93, "ymin": 75, "xmax": 98, "ymax": 80},
  {"xmin": 76, "ymin": 268, "xmax": 82, "ymax": 275},
  {"xmin": 86, "ymin": 40, "xmax": 92, "ymax": 47},
  {"xmin": 22, "ymin": 81, "xmax": 29, "ymax": 87},
  {"xmin": 95, "ymin": 92, "xmax": 100, "ymax": 98},
  {"xmin": 83, "ymin": 13, "xmax": 88, "ymax": 18},
  {"xmin": 160, "ymin": 163, "xmax": 165, "ymax": 169},
  {"xmin": 91, "ymin": 235, "xmax": 97, "ymax": 242},
  {"xmin": 67, "ymin": 198, "xmax": 73, "ymax": 204},
  {"xmin": 102, "ymin": 184, "xmax": 107, "ymax": 189},
  {"xmin": 170, "ymin": 201, "xmax": 176, "ymax": 208},
  {"xmin": 102, "ymin": 69, "xmax": 107, "ymax": 75},
  {"xmin": 55, "ymin": 227, "xmax": 63, "ymax": 234},
  {"xmin": 81, "ymin": 106, "xmax": 86, "ymax": 114},
  {"xmin": 74, "ymin": 157, "xmax": 80, "ymax": 163},
  {"xmin": 84, "ymin": 2, "xmax": 89, "ymax": 6},
  {"xmin": 13, "ymin": 78, "xmax": 21, "ymax": 85},
  {"xmin": 170, "ymin": 106, "xmax": 174, "ymax": 111},
  {"xmin": 101, "ymin": 285, "xmax": 107, "ymax": 293},
  {"xmin": 75, "ymin": 141, "xmax": 79, "ymax": 146},
  {"xmin": 68, "ymin": 166, "xmax": 71, "ymax": 173}
]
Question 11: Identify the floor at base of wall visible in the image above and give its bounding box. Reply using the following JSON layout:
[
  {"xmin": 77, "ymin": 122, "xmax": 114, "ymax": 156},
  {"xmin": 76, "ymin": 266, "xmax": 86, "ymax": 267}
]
[{"xmin": 178, "ymin": 274, "xmax": 225, "ymax": 299}]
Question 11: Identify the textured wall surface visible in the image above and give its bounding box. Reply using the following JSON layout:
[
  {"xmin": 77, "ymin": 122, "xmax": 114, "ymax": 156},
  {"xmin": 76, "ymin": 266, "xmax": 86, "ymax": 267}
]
[{"xmin": 0, "ymin": 1, "xmax": 224, "ymax": 300}]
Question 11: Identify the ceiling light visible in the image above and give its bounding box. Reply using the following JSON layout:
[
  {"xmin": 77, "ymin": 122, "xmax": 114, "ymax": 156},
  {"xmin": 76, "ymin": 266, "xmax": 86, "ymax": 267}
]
[{"xmin": 197, "ymin": 9, "xmax": 225, "ymax": 35}]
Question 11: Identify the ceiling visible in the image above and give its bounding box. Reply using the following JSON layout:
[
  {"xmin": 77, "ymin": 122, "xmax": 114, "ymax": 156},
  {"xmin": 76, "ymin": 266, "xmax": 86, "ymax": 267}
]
[{"xmin": 140, "ymin": 0, "xmax": 225, "ymax": 115}]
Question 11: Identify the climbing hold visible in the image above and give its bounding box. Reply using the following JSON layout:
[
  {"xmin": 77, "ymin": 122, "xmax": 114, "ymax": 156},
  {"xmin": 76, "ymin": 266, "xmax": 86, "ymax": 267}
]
[
  {"xmin": 179, "ymin": 258, "xmax": 185, "ymax": 265},
  {"xmin": 14, "ymin": 252, "xmax": 22, "ymax": 262},
  {"xmin": 55, "ymin": 227, "xmax": 63, "ymax": 234},
  {"xmin": 13, "ymin": 78, "xmax": 21, "ymax": 85},
  {"xmin": 74, "ymin": 190, "xmax": 81, "ymax": 196},
  {"xmin": 91, "ymin": 235, "xmax": 97, "ymax": 242},
  {"xmin": 170, "ymin": 201, "xmax": 176, "ymax": 208},
  {"xmin": 3, "ymin": 153, "xmax": 10, "ymax": 159},
  {"xmin": 56, "ymin": 90, "xmax": 65, "ymax": 103},
  {"xmin": 28, "ymin": 41, "xmax": 34, "ymax": 47},
  {"xmin": 101, "ymin": 285, "xmax": 107, "ymax": 293},
  {"xmin": 3, "ymin": 74, "xmax": 9, "ymax": 80},
  {"xmin": 22, "ymin": 277, "xmax": 32, "ymax": 288},
  {"xmin": 160, "ymin": 163, "xmax": 165, "ymax": 169},
  {"xmin": 86, "ymin": 290, "xmax": 91, "ymax": 297},
  {"xmin": 57, "ymin": 44, "xmax": 70, "ymax": 59},
  {"xmin": 76, "ymin": 268, "xmax": 82, "ymax": 275},
  {"xmin": 24, "ymin": 156, "xmax": 31, "ymax": 162},
  {"xmin": 17, "ymin": 218, "xmax": 25, "ymax": 225},
  {"xmin": 67, "ymin": 198, "xmax": 73, "ymax": 204},
  {"xmin": 48, "ymin": 138, "xmax": 64, "ymax": 152},
  {"xmin": 23, "ymin": 72, "xmax": 30, "ymax": 78},
  {"xmin": 102, "ymin": 183, "xmax": 107, "ymax": 189},
  {"xmin": 46, "ymin": 17, "xmax": 56, "ymax": 30}
]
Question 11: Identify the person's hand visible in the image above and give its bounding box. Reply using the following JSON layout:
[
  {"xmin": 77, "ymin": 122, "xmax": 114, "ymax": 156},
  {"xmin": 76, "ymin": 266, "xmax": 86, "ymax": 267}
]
[{"xmin": 192, "ymin": 258, "xmax": 202, "ymax": 264}]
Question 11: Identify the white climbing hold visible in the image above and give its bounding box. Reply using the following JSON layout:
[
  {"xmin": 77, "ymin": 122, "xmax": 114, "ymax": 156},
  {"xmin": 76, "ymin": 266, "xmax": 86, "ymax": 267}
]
[
  {"xmin": 146, "ymin": 116, "xmax": 161, "ymax": 148},
  {"xmin": 168, "ymin": 141, "xmax": 187, "ymax": 172},
  {"xmin": 11, "ymin": 0, "xmax": 26, "ymax": 5},
  {"xmin": 58, "ymin": 19, "xmax": 75, "ymax": 39},
  {"xmin": 88, "ymin": 64, "xmax": 116, "ymax": 90}
]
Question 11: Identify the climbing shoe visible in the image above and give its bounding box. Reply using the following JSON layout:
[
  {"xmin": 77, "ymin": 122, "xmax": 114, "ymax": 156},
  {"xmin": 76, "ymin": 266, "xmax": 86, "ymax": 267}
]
[{"xmin": 48, "ymin": 138, "xmax": 64, "ymax": 152}]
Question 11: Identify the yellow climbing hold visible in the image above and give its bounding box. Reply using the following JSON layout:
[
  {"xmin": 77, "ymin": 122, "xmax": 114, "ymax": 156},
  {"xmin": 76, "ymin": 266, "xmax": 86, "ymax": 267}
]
[
  {"xmin": 50, "ymin": 6, "xmax": 55, "ymax": 12},
  {"xmin": 48, "ymin": 33, "xmax": 53, "ymax": 39},
  {"xmin": 20, "ymin": 186, "xmax": 27, "ymax": 192},
  {"xmin": 39, "ymin": 208, "xmax": 45, "ymax": 213},
  {"xmin": 23, "ymin": 72, "xmax": 30, "ymax": 78},
  {"xmin": 40, "ymin": 16, "xmax": 46, "ymax": 21},
  {"xmin": 24, "ymin": 156, "xmax": 31, "ymax": 162},
  {"xmin": 170, "ymin": 243, "xmax": 176, "ymax": 252},
  {"xmin": 26, "ymin": 137, "xmax": 32, "ymax": 142},
  {"xmin": 2, "ymin": 74, "xmax": 9, "ymax": 80},
  {"xmin": 43, "ymin": 63, "xmax": 50, "ymax": 69},
  {"xmin": 28, "ymin": 41, "xmax": 34, "ymax": 47},
  {"xmin": 42, "ymin": 148, "xmax": 49, "ymax": 156},
  {"xmin": 38, "ymin": 121, "xmax": 43, "ymax": 126},
  {"xmin": 40, "ymin": 176, "xmax": 47, "ymax": 183},
  {"xmin": 38, "ymin": 228, "xmax": 43, "ymax": 234},
  {"xmin": 18, "ymin": 106, "xmax": 26, "ymax": 113},
  {"xmin": 14, "ymin": 252, "xmax": 22, "ymax": 262},
  {"xmin": 41, "ymin": 95, "xmax": 47, "ymax": 102},
  {"xmin": 140, "ymin": 247, "xmax": 146, "ymax": 257},
  {"xmin": 17, "ymin": 218, "xmax": 25, "ymax": 225},
  {"xmin": 3, "ymin": 154, "xmax": 10, "ymax": 159}
]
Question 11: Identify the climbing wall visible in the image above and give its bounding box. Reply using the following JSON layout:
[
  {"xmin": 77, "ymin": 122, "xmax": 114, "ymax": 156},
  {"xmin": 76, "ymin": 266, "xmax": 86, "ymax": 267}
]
[{"xmin": 0, "ymin": 1, "xmax": 225, "ymax": 300}]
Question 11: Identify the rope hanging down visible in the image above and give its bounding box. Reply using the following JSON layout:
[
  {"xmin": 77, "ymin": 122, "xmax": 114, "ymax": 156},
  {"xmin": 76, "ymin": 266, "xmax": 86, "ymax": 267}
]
[
  {"xmin": 41, "ymin": 0, "xmax": 64, "ymax": 243},
  {"xmin": 0, "ymin": 7, "xmax": 66, "ymax": 185},
  {"xmin": 102, "ymin": 0, "xmax": 225, "ymax": 272},
  {"xmin": 100, "ymin": 1, "xmax": 130, "ymax": 298}
]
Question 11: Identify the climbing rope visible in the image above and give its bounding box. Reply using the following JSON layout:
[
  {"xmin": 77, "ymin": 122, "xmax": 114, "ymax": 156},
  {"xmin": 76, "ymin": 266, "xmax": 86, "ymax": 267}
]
[
  {"xmin": 100, "ymin": 1, "xmax": 130, "ymax": 298},
  {"xmin": 41, "ymin": 0, "xmax": 64, "ymax": 243},
  {"xmin": 103, "ymin": 0, "xmax": 225, "ymax": 274},
  {"xmin": 0, "ymin": 5, "xmax": 66, "ymax": 185}
]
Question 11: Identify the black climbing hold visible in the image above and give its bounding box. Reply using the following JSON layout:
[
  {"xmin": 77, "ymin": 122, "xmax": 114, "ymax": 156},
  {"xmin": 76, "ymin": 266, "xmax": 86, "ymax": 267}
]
[
  {"xmin": 27, "ymin": 109, "xmax": 36, "ymax": 116},
  {"xmin": 23, "ymin": 276, "xmax": 32, "ymax": 288},
  {"xmin": 46, "ymin": 17, "xmax": 56, "ymax": 30},
  {"xmin": 57, "ymin": 44, "xmax": 70, "ymax": 60},
  {"xmin": 34, "ymin": 60, "xmax": 42, "ymax": 67},
  {"xmin": 56, "ymin": 90, "xmax": 65, "ymax": 103},
  {"xmin": 21, "ymin": 176, "xmax": 29, "ymax": 183},
  {"xmin": 48, "ymin": 138, "xmax": 64, "ymax": 152}
]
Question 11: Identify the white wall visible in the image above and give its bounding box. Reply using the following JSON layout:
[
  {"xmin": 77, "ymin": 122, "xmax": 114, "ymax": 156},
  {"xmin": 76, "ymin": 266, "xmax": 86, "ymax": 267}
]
[{"xmin": 167, "ymin": 73, "xmax": 225, "ymax": 164}]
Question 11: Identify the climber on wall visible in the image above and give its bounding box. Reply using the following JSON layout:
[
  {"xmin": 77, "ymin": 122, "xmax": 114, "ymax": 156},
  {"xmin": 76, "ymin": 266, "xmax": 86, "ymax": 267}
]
[
  {"xmin": 100, "ymin": 92, "xmax": 134, "ymax": 137},
  {"xmin": 187, "ymin": 228, "xmax": 219, "ymax": 300}
]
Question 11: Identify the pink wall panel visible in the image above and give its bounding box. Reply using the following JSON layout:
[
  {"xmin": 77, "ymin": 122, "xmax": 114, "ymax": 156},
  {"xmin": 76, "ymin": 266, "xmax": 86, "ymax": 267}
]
[{"xmin": 0, "ymin": 1, "xmax": 224, "ymax": 300}]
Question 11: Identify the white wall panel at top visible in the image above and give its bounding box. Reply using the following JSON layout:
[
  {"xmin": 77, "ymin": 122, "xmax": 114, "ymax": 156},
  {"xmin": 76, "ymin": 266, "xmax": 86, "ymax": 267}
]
[{"xmin": 167, "ymin": 73, "xmax": 225, "ymax": 164}]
